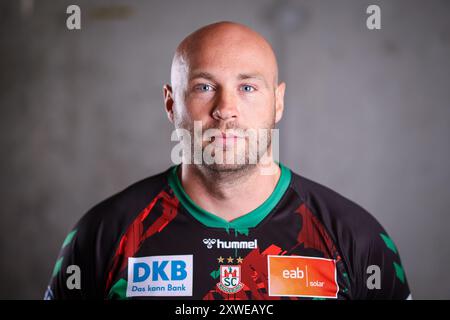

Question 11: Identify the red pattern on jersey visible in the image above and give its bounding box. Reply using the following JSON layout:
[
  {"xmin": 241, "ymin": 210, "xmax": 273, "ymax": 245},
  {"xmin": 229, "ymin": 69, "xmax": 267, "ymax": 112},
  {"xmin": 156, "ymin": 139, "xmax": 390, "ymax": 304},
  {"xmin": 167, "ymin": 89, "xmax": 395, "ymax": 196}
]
[
  {"xmin": 105, "ymin": 189, "xmax": 179, "ymax": 293},
  {"xmin": 295, "ymin": 203, "xmax": 341, "ymax": 261}
]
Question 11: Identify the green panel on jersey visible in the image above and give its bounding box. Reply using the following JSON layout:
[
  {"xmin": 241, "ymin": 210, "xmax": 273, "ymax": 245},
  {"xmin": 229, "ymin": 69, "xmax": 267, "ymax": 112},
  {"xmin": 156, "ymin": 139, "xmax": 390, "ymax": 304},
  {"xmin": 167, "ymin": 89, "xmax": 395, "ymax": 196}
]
[
  {"xmin": 52, "ymin": 257, "xmax": 63, "ymax": 278},
  {"xmin": 108, "ymin": 278, "xmax": 128, "ymax": 300},
  {"xmin": 210, "ymin": 268, "xmax": 220, "ymax": 280},
  {"xmin": 393, "ymin": 262, "xmax": 406, "ymax": 284},
  {"xmin": 380, "ymin": 233, "xmax": 398, "ymax": 255},
  {"xmin": 62, "ymin": 229, "xmax": 77, "ymax": 248},
  {"xmin": 168, "ymin": 162, "xmax": 292, "ymax": 230}
]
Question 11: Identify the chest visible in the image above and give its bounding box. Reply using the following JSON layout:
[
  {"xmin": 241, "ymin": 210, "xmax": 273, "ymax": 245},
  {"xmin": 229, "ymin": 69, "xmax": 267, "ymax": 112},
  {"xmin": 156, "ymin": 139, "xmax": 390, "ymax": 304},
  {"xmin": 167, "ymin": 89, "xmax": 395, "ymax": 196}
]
[{"xmin": 106, "ymin": 208, "xmax": 350, "ymax": 300}]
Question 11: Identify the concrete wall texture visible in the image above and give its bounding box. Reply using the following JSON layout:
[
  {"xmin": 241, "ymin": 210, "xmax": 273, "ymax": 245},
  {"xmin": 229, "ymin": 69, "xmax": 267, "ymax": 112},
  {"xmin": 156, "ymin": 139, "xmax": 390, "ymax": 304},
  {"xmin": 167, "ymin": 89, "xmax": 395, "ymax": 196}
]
[{"xmin": 1, "ymin": 0, "xmax": 449, "ymax": 299}]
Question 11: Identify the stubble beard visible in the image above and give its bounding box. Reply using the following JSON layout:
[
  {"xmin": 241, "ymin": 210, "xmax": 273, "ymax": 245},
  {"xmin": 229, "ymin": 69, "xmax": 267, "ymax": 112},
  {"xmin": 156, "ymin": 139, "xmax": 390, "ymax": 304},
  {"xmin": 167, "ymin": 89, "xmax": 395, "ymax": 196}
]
[{"xmin": 174, "ymin": 112, "xmax": 275, "ymax": 176}]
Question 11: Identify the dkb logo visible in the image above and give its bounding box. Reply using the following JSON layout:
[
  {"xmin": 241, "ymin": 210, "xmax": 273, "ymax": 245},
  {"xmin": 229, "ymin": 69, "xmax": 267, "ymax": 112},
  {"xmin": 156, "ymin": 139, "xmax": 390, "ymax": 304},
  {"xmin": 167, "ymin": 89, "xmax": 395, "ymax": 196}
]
[{"xmin": 126, "ymin": 255, "xmax": 193, "ymax": 297}]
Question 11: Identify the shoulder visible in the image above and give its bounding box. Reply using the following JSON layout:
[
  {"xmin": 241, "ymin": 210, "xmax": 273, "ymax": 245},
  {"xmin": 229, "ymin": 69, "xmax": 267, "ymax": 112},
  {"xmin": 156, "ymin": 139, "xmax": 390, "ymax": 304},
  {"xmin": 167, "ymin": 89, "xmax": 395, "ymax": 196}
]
[
  {"xmin": 290, "ymin": 171, "xmax": 385, "ymax": 240},
  {"xmin": 75, "ymin": 167, "xmax": 172, "ymax": 235},
  {"xmin": 61, "ymin": 167, "xmax": 174, "ymax": 274},
  {"xmin": 289, "ymin": 170, "xmax": 410, "ymax": 299},
  {"xmin": 47, "ymin": 167, "xmax": 174, "ymax": 299},
  {"xmin": 50, "ymin": 167, "xmax": 174, "ymax": 297}
]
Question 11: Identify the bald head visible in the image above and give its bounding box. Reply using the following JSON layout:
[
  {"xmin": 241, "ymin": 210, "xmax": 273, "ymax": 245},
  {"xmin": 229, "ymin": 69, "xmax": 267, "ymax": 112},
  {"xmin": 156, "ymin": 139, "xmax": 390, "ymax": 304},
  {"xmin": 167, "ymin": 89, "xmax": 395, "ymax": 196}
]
[
  {"xmin": 163, "ymin": 21, "xmax": 286, "ymax": 172},
  {"xmin": 170, "ymin": 21, "xmax": 280, "ymax": 96}
]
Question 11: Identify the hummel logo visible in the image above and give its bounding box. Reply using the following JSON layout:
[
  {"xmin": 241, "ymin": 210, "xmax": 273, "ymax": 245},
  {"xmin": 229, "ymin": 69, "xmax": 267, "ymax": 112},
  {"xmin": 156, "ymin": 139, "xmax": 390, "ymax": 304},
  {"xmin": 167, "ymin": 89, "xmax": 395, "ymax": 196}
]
[
  {"xmin": 203, "ymin": 238, "xmax": 217, "ymax": 249},
  {"xmin": 202, "ymin": 238, "xmax": 258, "ymax": 250}
]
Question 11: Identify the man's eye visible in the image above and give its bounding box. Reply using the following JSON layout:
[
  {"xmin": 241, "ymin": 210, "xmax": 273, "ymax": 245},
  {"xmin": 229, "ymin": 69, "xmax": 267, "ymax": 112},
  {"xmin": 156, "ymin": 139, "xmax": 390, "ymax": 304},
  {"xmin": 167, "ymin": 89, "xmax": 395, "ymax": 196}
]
[
  {"xmin": 195, "ymin": 84, "xmax": 214, "ymax": 92},
  {"xmin": 240, "ymin": 85, "xmax": 256, "ymax": 92}
]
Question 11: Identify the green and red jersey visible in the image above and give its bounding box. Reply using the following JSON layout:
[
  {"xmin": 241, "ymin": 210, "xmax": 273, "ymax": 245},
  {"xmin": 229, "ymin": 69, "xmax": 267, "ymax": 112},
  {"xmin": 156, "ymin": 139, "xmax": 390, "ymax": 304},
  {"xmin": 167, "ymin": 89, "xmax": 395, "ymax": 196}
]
[{"xmin": 45, "ymin": 163, "xmax": 411, "ymax": 300}]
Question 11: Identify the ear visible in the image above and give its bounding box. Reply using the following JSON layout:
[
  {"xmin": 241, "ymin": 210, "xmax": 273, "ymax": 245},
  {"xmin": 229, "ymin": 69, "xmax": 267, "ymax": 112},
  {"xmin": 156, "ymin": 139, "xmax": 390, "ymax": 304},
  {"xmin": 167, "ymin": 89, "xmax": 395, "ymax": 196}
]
[
  {"xmin": 274, "ymin": 82, "xmax": 286, "ymax": 124},
  {"xmin": 163, "ymin": 84, "xmax": 175, "ymax": 123}
]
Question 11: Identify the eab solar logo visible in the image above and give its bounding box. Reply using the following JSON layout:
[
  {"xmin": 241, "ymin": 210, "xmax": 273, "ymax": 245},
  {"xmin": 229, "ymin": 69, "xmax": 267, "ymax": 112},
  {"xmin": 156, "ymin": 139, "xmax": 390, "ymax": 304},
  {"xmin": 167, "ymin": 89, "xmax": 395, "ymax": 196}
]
[{"xmin": 126, "ymin": 255, "xmax": 193, "ymax": 297}]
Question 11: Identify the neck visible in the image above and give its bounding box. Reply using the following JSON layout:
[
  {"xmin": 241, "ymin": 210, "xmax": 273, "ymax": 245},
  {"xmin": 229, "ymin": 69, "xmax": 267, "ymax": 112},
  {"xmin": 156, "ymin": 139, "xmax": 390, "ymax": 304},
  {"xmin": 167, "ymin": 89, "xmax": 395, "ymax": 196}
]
[{"xmin": 178, "ymin": 159, "xmax": 281, "ymax": 222}]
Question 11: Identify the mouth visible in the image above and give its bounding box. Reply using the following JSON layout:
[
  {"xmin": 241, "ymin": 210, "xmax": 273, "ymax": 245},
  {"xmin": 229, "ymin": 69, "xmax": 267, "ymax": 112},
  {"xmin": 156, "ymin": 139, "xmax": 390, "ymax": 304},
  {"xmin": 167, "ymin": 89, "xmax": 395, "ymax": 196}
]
[{"xmin": 210, "ymin": 132, "xmax": 245, "ymax": 145}]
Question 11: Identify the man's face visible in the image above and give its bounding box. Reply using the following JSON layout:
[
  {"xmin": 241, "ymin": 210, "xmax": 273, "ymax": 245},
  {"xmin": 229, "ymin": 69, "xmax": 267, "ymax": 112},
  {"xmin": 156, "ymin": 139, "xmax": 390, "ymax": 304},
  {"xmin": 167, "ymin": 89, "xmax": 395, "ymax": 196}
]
[{"xmin": 165, "ymin": 26, "xmax": 285, "ymax": 172}]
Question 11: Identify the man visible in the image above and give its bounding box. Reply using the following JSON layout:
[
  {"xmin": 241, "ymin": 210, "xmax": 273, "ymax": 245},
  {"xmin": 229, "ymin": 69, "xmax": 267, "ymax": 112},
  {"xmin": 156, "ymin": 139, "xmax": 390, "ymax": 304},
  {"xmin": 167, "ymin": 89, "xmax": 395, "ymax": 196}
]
[{"xmin": 45, "ymin": 21, "xmax": 411, "ymax": 300}]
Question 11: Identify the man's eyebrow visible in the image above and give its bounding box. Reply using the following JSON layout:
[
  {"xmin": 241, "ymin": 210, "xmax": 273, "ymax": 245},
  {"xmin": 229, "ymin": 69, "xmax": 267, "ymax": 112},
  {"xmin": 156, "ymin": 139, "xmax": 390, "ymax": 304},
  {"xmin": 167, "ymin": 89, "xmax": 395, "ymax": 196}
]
[
  {"xmin": 189, "ymin": 71, "xmax": 216, "ymax": 81},
  {"xmin": 237, "ymin": 73, "xmax": 269, "ymax": 88}
]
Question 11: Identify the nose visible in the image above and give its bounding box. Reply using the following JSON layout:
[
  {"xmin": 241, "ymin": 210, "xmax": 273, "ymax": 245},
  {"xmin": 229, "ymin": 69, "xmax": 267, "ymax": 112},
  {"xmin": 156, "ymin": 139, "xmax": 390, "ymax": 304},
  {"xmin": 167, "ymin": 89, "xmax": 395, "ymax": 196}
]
[{"xmin": 211, "ymin": 88, "xmax": 239, "ymax": 122}]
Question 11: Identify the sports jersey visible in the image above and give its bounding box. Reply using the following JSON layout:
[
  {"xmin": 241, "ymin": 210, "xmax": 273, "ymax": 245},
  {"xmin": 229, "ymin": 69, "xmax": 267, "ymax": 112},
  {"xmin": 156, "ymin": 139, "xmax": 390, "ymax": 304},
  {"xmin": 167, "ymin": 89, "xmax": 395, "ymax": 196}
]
[{"xmin": 45, "ymin": 162, "xmax": 411, "ymax": 300}]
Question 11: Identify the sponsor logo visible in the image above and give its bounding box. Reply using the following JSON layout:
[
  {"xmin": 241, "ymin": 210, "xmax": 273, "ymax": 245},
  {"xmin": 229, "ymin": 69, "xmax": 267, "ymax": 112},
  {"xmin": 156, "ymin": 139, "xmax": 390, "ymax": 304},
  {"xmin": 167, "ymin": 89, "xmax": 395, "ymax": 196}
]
[
  {"xmin": 126, "ymin": 255, "xmax": 193, "ymax": 297},
  {"xmin": 203, "ymin": 238, "xmax": 217, "ymax": 249},
  {"xmin": 267, "ymin": 255, "xmax": 338, "ymax": 299},
  {"xmin": 216, "ymin": 265, "xmax": 244, "ymax": 294},
  {"xmin": 203, "ymin": 238, "xmax": 258, "ymax": 250}
]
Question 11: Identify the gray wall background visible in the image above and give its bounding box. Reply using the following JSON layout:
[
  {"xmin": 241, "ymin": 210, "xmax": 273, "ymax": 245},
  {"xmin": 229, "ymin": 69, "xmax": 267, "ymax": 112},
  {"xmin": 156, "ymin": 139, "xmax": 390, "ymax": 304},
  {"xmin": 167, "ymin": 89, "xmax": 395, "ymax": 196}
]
[{"xmin": 1, "ymin": 0, "xmax": 449, "ymax": 299}]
